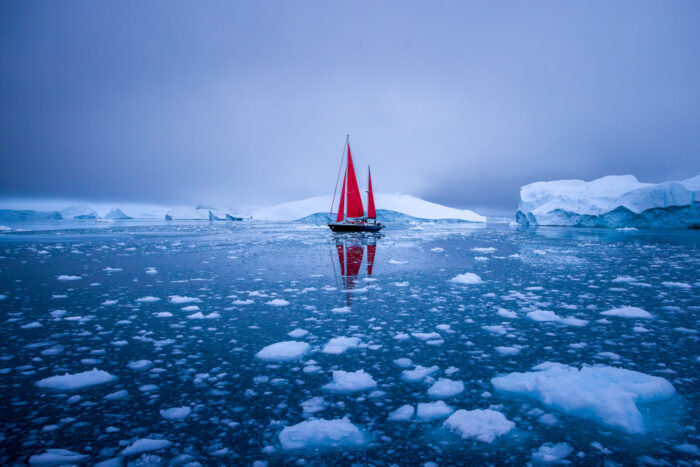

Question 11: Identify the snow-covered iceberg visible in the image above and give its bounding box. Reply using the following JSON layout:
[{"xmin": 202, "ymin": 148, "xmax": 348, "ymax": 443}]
[
  {"xmin": 252, "ymin": 192, "xmax": 486, "ymax": 222},
  {"xmin": 516, "ymin": 175, "xmax": 700, "ymax": 228}
]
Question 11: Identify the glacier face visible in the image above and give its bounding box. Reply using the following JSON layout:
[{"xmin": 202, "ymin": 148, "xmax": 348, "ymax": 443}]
[{"xmin": 517, "ymin": 175, "xmax": 700, "ymax": 229}]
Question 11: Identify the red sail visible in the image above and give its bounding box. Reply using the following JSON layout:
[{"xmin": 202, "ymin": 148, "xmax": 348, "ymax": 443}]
[
  {"xmin": 367, "ymin": 166, "xmax": 376, "ymax": 219},
  {"xmin": 336, "ymin": 170, "xmax": 346, "ymax": 222},
  {"xmin": 345, "ymin": 144, "xmax": 365, "ymax": 218}
]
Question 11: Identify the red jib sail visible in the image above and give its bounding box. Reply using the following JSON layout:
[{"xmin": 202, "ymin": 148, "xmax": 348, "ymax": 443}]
[
  {"xmin": 336, "ymin": 170, "xmax": 347, "ymax": 222},
  {"xmin": 367, "ymin": 166, "xmax": 376, "ymax": 219},
  {"xmin": 345, "ymin": 144, "xmax": 364, "ymax": 218}
]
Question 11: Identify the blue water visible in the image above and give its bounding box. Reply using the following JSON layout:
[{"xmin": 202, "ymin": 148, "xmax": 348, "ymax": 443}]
[{"xmin": 1, "ymin": 220, "xmax": 698, "ymax": 465}]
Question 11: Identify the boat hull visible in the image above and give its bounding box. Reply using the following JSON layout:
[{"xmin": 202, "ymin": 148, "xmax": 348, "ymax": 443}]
[{"xmin": 328, "ymin": 222, "xmax": 384, "ymax": 233}]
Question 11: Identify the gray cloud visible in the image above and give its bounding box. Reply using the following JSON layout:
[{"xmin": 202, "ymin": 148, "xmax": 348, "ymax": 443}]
[{"xmin": 1, "ymin": 1, "xmax": 699, "ymax": 214}]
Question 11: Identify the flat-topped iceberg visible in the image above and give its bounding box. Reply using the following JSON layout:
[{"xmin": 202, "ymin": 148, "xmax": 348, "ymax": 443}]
[
  {"xmin": 517, "ymin": 174, "xmax": 700, "ymax": 228},
  {"xmin": 252, "ymin": 192, "xmax": 486, "ymax": 222}
]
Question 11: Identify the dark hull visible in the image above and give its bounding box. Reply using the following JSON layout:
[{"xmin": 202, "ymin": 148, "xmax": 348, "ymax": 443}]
[{"xmin": 328, "ymin": 222, "xmax": 384, "ymax": 233}]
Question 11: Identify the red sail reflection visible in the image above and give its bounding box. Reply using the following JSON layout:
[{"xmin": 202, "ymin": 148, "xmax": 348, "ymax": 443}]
[{"xmin": 333, "ymin": 237, "xmax": 378, "ymax": 306}]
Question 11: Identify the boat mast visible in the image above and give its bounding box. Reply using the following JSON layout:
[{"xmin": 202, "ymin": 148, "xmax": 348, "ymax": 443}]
[{"xmin": 329, "ymin": 135, "xmax": 349, "ymax": 221}]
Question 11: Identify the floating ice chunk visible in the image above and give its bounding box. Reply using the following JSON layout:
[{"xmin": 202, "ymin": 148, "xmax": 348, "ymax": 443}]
[
  {"xmin": 412, "ymin": 332, "xmax": 441, "ymax": 341},
  {"xmin": 526, "ymin": 310, "xmax": 588, "ymax": 327},
  {"xmin": 402, "ymin": 365, "xmax": 439, "ymax": 383},
  {"xmin": 393, "ymin": 358, "xmax": 413, "ymax": 368},
  {"xmin": 187, "ymin": 311, "xmax": 220, "ymax": 319},
  {"xmin": 531, "ymin": 442, "xmax": 573, "ymax": 463},
  {"xmin": 388, "ymin": 404, "xmax": 415, "ymax": 422},
  {"xmin": 156, "ymin": 312, "xmax": 172, "ymax": 318},
  {"xmin": 673, "ymin": 443, "xmax": 699, "ymax": 454},
  {"xmin": 389, "ymin": 259, "xmax": 407, "ymax": 264},
  {"xmin": 36, "ymin": 369, "xmax": 117, "ymax": 391},
  {"xmin": 471, "ymin": 247, "xmax": 496, "ymax": 253},
  {"xmin": 181, "ymin": 305, "xmax": 199, "ymax": 312},
  {"xmin": 497, "ymin": 308, "xmax": 518, "ymax": 319},
  {"xmin": 538, "ymin": 413, "xmax": 559, "ymax": 426},
  {"xmin": 416, "ymin": 401, "xmax": 454, "ymax": 422},
  {"xmin": 661, "ymin": 281, "xmax": 691, "ymax": 289},
  {"xmin": 278, "ymin": 418, "xmax": 367, "ymax": 451},
  {"xmin": 331, "ymin": 306, "xmax": 351, "ymax": 313},
  {"xmin": 160, "ymin": 406, "xmax": 191, "ymax": 420},
  {"xmin": 612, "ymin": 275, "xmax": 638, "ymax": 283},
  {"xmin": 431, "ymin": 247, "xmax": 444, "ymax": 252},
  {"xmin": 104, "ymin": 389, "xmax": 128, "ymax": 401},
  {"xmin": 482, "ymin": 325, "xmax": 506, "ymax": 335},
  {"xmin": 322, "ymin": 370, "xmax": 377, "ymax": 393},
  {"xmin": 600, "ymin": 307, "xmax": 653, "ymax": 319},
  {"xmin": 127, "ymin": 360, "xmax": 153, "ymax": 371},
  {"xmin": 120, "ymin": 438, "xmax": 173, "ymax": 456},
  {"xmin": 170, "ymin": 296, "xmax": 201, "ymax": 304},
  {"xmin": 288, "ymin": 328, "xmax": 309, "ymax": 338},
  {"xmin": 491, "ymin": 362, "xmax": 676, "ymax": 433},
  {"xmin": 29, "ymin": 449, "xmax": 89, "ymax": 465},
  {"xmin": 322, "ymin": 336, "xmax": 361, "ymax": 354},
  {"xmin": 267, "ymin": 298, "xmax": 290, "ymax": 306},
  {"xmin": 57, "ymin": 275, "xmax": 81, "ymax": 281},
  {"xmin": 21, "ymin": 321, "xmax": 42, "ymax": 329},
  {"xmin": 135, "ymin": 296, "xmax": 160, "ymax": 303},
  {"xmin": 443, "ymin": 409, "xmax": 515, "ymax": 443},
  {"xmin": 495, "ymin": 346, "xmax": 521, "ymax": 356},
  {"xmin": 256, "ymin": 341, "xmax": 310, "ymax": 362},
  {"xmin": 427, "ymin": 379, "xmax": 464, "ymax": 398},
  {"xmin": 301, "ymin": 396, "xmax": 327, "ymax": 415},
  {"xmin": 233, "ymin": 299, "xmax": 254, "ymax": 305},
  {"xmin": 450, "ymin": 273, "xmax": 482, "ymax": 284}
]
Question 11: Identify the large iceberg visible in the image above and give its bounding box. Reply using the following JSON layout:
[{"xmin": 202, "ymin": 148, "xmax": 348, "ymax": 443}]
[
  {"xmin": 516, "ymin": 175, "xmax": 700, "ymax": 228},
  {"xmin": 251, "ymin": 192, "xmax": 486, "ymax": 222}
]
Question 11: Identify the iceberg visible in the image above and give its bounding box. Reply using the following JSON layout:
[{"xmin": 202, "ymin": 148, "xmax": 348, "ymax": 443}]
[
  {"xmin": 60, "ymin": 205, "xmax": 98, "ymax": 219},
  {"xmin": 251, "ymin": 192, "xmax": 486, "ymax": 222},
  {"xmin": 0, "ymin": 209, "xmax": 62, "ymax": 221},
  {"xmin": 516, "ymin": 174, "xmax": 700, "ymax": 228},
  {"xmin": 103, "ymin": 208, "xmax": 131, "ymax": 219}
]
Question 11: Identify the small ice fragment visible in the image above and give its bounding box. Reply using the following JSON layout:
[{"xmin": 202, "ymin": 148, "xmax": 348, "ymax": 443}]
[{"xmin": 255, "ymin": 341, "xmax": 310, "ymax": 362}]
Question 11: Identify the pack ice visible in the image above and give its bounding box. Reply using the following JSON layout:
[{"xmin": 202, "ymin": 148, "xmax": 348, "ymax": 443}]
[
  {"xmin": 516, "ymin": 174, "xmax": 700, "ymax": 228},
  {"xmin": 491, "ymin": 362, "xmax": 676, "ymax": 433},
  {"xmin": 255, "ymin": 341, "xmax": 310, "ymax": 362}
]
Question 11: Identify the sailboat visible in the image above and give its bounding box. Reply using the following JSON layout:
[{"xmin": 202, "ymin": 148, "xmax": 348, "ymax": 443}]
[{"xmin": 328, "ymin": 137, "xmax": 385, "ymax": 233}]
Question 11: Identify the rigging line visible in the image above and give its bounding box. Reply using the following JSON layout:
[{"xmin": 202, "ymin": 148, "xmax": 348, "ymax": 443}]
[{"xmin": 329, "ymin": 135, "xmax": 349, "ymax": 220}]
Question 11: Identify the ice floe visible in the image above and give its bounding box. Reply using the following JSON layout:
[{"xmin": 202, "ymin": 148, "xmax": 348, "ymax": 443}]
[
  {"xmin": 35, "ymin": 369, "xmax": 117, "ymax": 391},
  {"xmin": 491, "ymin": 362, "xmax": 676, "ymax": 433},
  {"xmin": 443, "ymin": 409, "xmax": 515, "ymax": 443},
  {"xmin": 255, "ymin": 341, "xmax": 310, "ymax": 362},
  {"xmin": 278, "ymin": 418, "xmax": 367, "ymax": 451},
  {"xmin": 322, "ymin": 370, "xmax": 377, "ymax": 393},
  {"xmin": 600, "ymin": 306, "xmax": 653, "ymax": 319}
]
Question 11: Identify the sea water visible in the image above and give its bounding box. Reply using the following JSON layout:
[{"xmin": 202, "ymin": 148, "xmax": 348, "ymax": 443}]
[{"xmin": 0, "ymin": 220, "xmax": 698, "ymax": 465}]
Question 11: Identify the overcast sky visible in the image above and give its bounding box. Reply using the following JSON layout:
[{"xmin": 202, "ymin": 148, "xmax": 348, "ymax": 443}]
[{"xmin": 1, "ymin": 1, "xmax": 699, "ymax": 215}]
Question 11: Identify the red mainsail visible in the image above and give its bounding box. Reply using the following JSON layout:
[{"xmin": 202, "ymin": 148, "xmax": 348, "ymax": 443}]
[
  {"xmin": 345, "ymin": 144, "xmax": 365, "ymax": 218},
  {"xmin": 367, "ymin": 166, "xmax": 376, "ymax": 219},
  {"xmin": 336, "ymin": 170, "xmax": 346, "ymax": 222}
]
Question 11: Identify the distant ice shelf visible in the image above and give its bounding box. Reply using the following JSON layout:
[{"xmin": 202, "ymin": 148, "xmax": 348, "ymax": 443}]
[
  {"xmin": 0, "ymin": 193, "xmax": 486, "ymax": 223},
  {"xmin": 516, "ymin": 174, "xmax": 700, "ymax": 229}
]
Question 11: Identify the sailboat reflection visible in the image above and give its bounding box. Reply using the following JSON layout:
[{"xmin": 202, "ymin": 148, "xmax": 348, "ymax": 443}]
[{"xmin": 331, "ymin": 235, "xmax": 378, "ymax": 306}]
